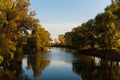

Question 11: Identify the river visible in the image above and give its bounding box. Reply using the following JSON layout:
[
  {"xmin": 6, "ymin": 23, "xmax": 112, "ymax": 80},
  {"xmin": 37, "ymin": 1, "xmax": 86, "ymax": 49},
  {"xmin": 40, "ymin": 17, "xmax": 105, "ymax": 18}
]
[{"xmin": 21, "ymin": 48, "xmax": 120, "ymax": 80}]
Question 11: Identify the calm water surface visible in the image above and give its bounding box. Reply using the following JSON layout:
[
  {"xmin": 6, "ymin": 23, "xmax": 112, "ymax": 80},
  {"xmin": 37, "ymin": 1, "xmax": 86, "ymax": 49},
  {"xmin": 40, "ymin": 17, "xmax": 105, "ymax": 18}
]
[
  {"xmin": 22, "ymin": 48, "xmax": 120, "ymax": 80},
  {"xmin": 22, "ymin": 48, "xmax": 82, "ymax": 80}
]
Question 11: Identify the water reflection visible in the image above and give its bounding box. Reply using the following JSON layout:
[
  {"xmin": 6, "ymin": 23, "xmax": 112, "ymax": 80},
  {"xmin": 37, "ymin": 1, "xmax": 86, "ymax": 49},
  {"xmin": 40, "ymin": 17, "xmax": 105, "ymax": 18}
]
[
  {"xmin": 50, "ymin": 60, "xmax": 71, "ymax": 67},
  {"xmin": 1, "ymin": 48, "xmax": 120, "ymax": 80},
  {"xmin": 45, "ymin": 48, "xmax": 75, "ymax": 63},
  {"xmin": 24, "ymin": 52, "xmax": 50, "ymax": 79},
  {"xmin": 22, "ymin": 48, "xmax": 82, "ymax": 80},
  {"xmin": 72, "ymin": 54, "xmax": 120, "ymax": 80},
  {"xmin": 0, "ymin": 56, "xmax": 22, "ymax": 80}
]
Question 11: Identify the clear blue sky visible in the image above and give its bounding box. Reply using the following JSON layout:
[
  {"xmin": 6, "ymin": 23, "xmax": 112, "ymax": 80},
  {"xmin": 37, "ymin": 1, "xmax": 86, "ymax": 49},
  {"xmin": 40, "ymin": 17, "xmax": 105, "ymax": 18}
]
[{"xmin": 30, "ymin": 0, "xmax": 111, "ymax": 39}]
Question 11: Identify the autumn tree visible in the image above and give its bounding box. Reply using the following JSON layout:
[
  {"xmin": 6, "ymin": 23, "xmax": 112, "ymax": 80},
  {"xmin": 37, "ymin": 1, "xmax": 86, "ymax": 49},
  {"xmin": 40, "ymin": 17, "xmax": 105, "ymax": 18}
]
[
  {"xmin": 29, "ymin": 24, "xmax": 50, "ymax": 51},
  {"xmin": 0, "ymin": 0, "xmax": 50, "ymax": 65},
  {"xmin": 58, "ymin": 34, "xmax": 65, "ymax": 44},
  {"xmin": 64, "ymin": 32, "xmax": 72, "ymax": 46},
  {"xmin": 64, "ymin": 1, "xmax": 120, "ymax": 52},
  {"xmin": 95, "ymin": 1, "xmax": 120, "ymax": 51}
]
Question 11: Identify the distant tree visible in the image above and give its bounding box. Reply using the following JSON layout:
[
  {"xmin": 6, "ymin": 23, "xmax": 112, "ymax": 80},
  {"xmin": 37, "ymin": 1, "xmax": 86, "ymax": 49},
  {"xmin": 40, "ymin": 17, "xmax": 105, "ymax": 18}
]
[
  {"xmin": 64, "ymin": 32, "xmax": 72, "ymax": 46},
  {"xmin": 71, "ymin": 25, "xmax": 88, "ymax": 50},
  {"xmin": 58, "ymin": 34, "xmax": 65, "ymax": 44}
]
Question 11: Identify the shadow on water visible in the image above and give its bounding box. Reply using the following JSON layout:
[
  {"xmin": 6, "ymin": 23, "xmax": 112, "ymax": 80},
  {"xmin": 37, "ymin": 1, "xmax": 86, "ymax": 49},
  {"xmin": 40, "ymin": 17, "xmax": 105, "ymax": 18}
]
[{"xmin": 72, "ymin": 54, "xmax": 120, "ymax": 80}]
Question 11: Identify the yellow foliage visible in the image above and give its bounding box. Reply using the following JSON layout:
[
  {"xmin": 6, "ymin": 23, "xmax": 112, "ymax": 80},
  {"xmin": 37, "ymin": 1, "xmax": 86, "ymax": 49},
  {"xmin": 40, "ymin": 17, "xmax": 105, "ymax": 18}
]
[
  {"xmin": 0, "ymin": 55, "xmax": 3, "ymax": 64},
  {"xmin": 9, "ymin": 51, "xmax": 14, "ymax": 60},
  {"xmin": 9, "ymin": 45, "xmax": 16, "ymax": 52}
]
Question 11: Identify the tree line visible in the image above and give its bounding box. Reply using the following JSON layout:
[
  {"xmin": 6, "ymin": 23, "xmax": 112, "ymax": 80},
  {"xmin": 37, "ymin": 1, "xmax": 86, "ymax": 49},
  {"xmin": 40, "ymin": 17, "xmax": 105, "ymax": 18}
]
[
  {"xmin": 0, "ymin": 0, "xmax": 50, "ymax": 67},
  {"xmin": 64, "ymin": 1, "xmax": 120, "ymax": 52}
]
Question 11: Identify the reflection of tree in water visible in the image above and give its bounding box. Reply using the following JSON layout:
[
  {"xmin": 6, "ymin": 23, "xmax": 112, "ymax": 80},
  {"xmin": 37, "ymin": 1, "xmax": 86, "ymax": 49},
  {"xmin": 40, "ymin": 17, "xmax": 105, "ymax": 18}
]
[
  {"xmin": 72, "ymin": 54, "xmax": 120, "ymax": 80},
  {"xmin": 0, "ymin": 55, "xmax": 22, "ymax": 80},
  {"xmin": 72, "ymin": 55, "xmax": 95, "ymax": 80},
  {"xmin": 27, "ymin": 51, "xmax": 50, "ymax": 78}
]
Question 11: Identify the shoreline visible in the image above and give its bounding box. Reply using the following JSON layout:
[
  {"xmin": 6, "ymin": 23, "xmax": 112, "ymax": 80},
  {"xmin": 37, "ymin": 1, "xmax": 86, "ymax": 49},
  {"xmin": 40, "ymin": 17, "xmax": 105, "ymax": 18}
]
[{"xmin": 77, "ymin": 49, "xmax": 120, "ymax": 62}]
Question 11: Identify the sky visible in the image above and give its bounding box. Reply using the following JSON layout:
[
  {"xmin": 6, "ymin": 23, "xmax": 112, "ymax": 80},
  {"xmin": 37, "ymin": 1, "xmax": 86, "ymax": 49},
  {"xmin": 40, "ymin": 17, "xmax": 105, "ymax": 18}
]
[{"xmin": 29, "ymin": 0, "xmax": 111, "ymax": 39}]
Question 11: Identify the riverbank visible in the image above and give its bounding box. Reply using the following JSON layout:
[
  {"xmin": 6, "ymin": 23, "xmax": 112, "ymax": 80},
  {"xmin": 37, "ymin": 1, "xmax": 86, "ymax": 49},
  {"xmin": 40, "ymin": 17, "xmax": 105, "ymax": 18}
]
[
  {"xmin": 77, "ymin": 49, "xmax": 120, "ymax": 62},
  {"xmin": 50, "ymin": 46, "xmax": 120, "ymax": 62}
]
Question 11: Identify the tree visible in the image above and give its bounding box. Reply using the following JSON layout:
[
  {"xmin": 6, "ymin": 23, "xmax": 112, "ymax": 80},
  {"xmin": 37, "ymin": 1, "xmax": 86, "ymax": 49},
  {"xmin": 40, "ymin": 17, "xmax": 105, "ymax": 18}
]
[
  {"xmin": 58, "ymin": 34, "xmax": 65, "ymax": 44},
  {"xmin": 0, "ymin": 0, "xmax": 50, "ymax": 65},
  {"xmin": 31, "ymin": 25, "xmax": 50, "ymax": 51},
  {"xmin": 94, "ymin": 2, "xmax": 120, "ymax": 52},
  {"xmin": 64, "ymin": 1, "xmax": 120, "ymax": 52},
  {"xmin": 71, "ymin": 26, "xmax": 85, "ymax": 49},
  {"xmin": 64, "ymin": 32, "xmax": 72, "ymax": 46}
]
